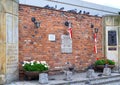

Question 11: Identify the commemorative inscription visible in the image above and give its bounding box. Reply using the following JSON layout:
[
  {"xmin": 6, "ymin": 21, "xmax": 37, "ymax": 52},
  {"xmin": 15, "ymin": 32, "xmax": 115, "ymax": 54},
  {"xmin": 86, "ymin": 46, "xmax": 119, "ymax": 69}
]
[
  {"xmin": 61, "ymin": 35, "xmax": 72, "ymax": 53},
  {"xmin": 6, "ymin": 44, "xmax": 18, "ymax": 74}
]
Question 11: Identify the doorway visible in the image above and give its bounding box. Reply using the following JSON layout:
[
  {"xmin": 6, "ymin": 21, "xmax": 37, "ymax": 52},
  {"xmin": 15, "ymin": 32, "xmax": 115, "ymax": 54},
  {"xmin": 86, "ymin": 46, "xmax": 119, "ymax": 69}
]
[
  {"xmin": 105, "ymin": 26, "xmax": 118, "ymax": 64},
  {"xmin": 103, "ymin": 15, "xmax": 120, "ymax": 66}
]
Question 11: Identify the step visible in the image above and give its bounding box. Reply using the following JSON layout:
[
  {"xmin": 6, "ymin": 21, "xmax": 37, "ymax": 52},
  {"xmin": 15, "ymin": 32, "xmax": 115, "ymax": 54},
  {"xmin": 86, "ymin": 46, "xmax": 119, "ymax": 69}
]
[
  {"xmin": 103, "ymin": 80, "xmax": 120, "ymax": 85},
  {"xmin": 90, "ymin": 74, "xmax": 120, "ymax": 85},
  {"xmin": 49, "ymin": 73, "xmax": 120, "ymax": 85}
]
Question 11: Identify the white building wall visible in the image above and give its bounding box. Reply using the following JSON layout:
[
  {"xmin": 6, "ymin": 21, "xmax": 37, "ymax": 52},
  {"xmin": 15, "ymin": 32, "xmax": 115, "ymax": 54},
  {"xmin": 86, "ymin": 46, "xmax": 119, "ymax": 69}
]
[{"xmin": 19, "ymin": 0, "xmax": 120, "ymax": 16}]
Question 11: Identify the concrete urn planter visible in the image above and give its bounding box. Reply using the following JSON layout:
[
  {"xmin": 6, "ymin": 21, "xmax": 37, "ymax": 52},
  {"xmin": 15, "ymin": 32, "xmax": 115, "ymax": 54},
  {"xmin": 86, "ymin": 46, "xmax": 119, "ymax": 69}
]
[
  {"xmin": 24, "ymin": 71, "xmax": 40, "ymax": 80},
  {"xmin": 95, "ymin": 65, "xmax": 115, "ymax": 71},
  {"xmin": 24, "ymin": 71, "xmax": 49, "ymax": 80}
]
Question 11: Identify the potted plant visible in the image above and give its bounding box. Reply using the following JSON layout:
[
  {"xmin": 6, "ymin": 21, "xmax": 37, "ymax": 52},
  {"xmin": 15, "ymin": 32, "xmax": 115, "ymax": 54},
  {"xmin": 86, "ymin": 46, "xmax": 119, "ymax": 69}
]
[
  {"xmin": 22, "ymin": 60, "xmax": 49, "ymax": 80},
  {"xmin": 94, "ymin": 59, "xmax": 115, "ymax": 71}
]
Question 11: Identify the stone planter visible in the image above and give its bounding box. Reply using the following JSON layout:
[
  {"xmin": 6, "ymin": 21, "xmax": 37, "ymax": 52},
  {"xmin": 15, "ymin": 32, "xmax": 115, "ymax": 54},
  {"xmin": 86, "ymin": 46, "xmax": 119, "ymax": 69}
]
[
  {"xmin": 24, "ymin": 71, "xmax": 39, "ymax": 80},
  {"xmin": 39, "ymin": 73, "xmax": 48, "ymax": 84},
  {"xmin": 95, "ymin": 65, "xmax": 115, "ymax": 72},
  {"xmin": 24, "ymin": 71, "xmax": 48, "ymax": 80}
]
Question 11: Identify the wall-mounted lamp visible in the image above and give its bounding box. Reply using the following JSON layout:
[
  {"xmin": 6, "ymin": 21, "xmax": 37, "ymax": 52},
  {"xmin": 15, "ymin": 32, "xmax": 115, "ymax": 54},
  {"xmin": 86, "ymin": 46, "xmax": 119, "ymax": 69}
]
[
  {"xmin": 65, "ymin": 21, "xmax": 72, "ymax": 27},
  {"xmin": 31, "ymin": 17, "xmax": 40, "ymax": 28},
  {"xmin": 64, "ymin": 21, "xmax": 72, "ymax": 39},
  {"xmin": 91, "ymin": 24, "xmax": 98, "ymax": 33},
  {"xmin": 91, "ymin": 23, "xmax": 94, "ymax": 28},
  {"xmin": 94, "ymin": 28, "xmax": 98, "ymax": 33},
  {"xmin": 65, "ymin": 21, "xmax": 69, "ymax": 26}
]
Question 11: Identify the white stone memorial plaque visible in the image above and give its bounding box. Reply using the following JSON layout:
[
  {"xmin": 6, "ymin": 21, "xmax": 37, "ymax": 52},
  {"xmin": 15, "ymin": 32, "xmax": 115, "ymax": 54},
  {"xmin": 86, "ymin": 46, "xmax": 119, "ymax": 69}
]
[
  {"xmin": 6, "ymin": 44, "xmax": 18, "ymax": 74},
  {"xmin": 13, "ymin": 16, "xmax": 18, "ymax": 43},
  {"xmin": 6, "ymin": 13, "xmax": 13, "ymax": 43},
  {"xmin": 61, "ymin": 35, "xmax": 72, "ymax": 53},
  {"xmin": 48, "ymin": 34, "xmax": 55, "ymax": 41}
]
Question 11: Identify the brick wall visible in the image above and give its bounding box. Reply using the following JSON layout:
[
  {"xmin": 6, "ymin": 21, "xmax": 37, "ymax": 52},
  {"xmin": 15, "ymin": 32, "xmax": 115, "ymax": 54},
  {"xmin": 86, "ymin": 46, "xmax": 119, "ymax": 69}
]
[{"xmin": 19, "ymin": 4, "xmax": 103, "ymax": 72}]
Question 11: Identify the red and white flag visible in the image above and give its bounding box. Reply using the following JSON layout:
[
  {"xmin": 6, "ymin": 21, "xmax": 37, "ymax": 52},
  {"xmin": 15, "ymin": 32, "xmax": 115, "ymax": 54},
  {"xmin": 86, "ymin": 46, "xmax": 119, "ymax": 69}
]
[
  {"xmin": 94, "ymin": 33, "xmax": 97, "ymax": 53},
  {"xmin": 94, "ymin": 33, "xmax": 97, "ymax": 42},
  {"xmin": 94, "ymin": 43, "xmax": 97, "ymax": 53},
  {"xmin": 68, "ymin": 23, "xmax": 72, "ymax": 39}
]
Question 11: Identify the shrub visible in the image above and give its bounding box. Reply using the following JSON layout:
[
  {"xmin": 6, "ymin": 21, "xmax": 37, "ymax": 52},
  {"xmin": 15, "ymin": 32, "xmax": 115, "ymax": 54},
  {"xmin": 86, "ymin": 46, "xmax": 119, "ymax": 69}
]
[
  {"xmin": 95, "ymin": 59, "xmax": 115, "ymax": 66},
  {"xmin": 22, "ymin": 60, "xmax": 49, "ymax": 72},
  {"xmin": 107, "ymin": 59, "xmax": 115, "ymax": 65}
]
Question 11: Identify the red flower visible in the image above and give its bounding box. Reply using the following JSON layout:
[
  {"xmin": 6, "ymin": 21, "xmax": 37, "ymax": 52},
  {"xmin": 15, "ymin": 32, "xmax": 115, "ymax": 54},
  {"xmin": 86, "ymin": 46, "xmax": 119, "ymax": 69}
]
[{"xmin": 96, "ymin": 58, "xmax": 99, "ymax": 60}]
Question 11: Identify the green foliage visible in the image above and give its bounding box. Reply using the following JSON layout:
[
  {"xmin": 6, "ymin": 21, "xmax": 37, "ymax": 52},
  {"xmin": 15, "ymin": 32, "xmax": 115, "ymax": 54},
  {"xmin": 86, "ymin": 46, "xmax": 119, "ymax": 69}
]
[
  {"xmin": 95, "ymin": 59, "xmax": 115, "ymax": 66},
  {"xmin": 95, "ymin": 59, "xmax": 105, "ymax": 65},
  {"xmin": 22, "ymin": 61, "xmax": 49, "ymax": 72},
  {"xmin": 107, "ymin": 59, "xmax": 115, "ymax": 65}
]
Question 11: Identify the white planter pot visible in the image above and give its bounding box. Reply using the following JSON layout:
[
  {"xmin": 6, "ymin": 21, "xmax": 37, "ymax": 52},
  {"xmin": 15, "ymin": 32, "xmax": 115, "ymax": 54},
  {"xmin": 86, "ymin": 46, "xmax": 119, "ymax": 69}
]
[{"xmin": 39, "ymin": 73, "xmax": 48, "ymax": 84}]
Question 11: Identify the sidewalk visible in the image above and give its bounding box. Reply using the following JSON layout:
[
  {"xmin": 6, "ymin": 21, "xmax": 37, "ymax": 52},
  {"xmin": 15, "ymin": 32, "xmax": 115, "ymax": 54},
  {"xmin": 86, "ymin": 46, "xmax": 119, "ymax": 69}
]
[
  {"xmin": 5, "ymin": 72, "xmax": 120, "ymax": 85},
  {"xmin": 5, "ymin": 72, "xmax": 86, "ymax": 85}
]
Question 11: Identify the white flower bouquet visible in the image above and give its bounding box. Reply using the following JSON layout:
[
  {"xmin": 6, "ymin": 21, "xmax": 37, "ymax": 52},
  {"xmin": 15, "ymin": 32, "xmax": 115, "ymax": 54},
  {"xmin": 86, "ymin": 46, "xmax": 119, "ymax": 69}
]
[{"xmin": 22, "ymin": 60, "xmax": 49, "ymax": 72}]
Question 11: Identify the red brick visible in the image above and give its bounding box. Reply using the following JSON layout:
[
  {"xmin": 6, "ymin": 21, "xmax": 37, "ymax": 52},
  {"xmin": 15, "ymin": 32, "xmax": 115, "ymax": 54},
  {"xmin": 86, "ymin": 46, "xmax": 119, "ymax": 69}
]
[{"xmin": 19, "ymin": 4, "xmax": 103, "ymax": 73}]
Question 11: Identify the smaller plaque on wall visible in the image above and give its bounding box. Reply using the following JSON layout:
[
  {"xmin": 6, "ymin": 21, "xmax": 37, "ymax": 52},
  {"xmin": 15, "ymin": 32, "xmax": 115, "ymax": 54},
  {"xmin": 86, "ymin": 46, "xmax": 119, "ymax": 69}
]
[
  {"xmin": 48, "ymin": 34, "xmax": 55, "ymax": 41},
  {"xmin": 61, "ymin": 35, "xmax": 72, "ymax": 53},
  {"xmin": 108, "ymin": 47, "xmax": 117, "ymax": 51}
]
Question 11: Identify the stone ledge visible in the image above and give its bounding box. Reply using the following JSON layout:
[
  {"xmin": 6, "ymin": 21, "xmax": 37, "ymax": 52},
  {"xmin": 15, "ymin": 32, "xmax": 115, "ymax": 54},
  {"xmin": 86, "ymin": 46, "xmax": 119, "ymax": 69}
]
[{"xmin": 48, "ymin": 68, "xmax": 64, "ymax": 75}]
